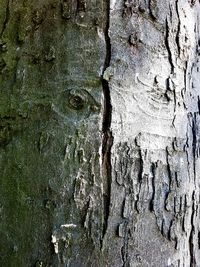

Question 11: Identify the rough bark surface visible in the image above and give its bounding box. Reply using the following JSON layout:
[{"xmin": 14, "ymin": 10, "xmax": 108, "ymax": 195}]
[
  {"xmin": 103, "ymin": 1, "xmax": 200, "ymax": 266},
  {"xmin": 1, "ymin": 0, "xmax": 200, "ymax": 266},
  {"xmin": 0, "ymin": 0, "xmax": 106, "ymax": 266}
]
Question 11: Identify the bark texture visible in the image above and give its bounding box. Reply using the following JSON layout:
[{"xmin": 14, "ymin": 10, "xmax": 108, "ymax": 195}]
[
  {"xmin": 1, "ymin": 0, "xmax": 200, "ymax": 266},
  {"xmin": 104, "ymin": 1, "xmax": 200, "ymax": 266},
  {"xmin": 0, "ymin": 0, "xmax": 107, "ymax": 266}
]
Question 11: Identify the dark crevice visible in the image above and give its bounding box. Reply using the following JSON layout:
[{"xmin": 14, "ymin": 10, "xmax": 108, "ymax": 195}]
[
  {"xmin": 192, "ymin": 114, "xmax": 196, "ymax": 182},
  {"xmin": 164, "ymin": 76, "xmax": 171, "ymax": 102},
  {"xmin": 102, "ymin": 0, "xmax": 112, "ymax": 134},
  {"xmin": 184, "ymin": 61, "xmax": 188, "ymax": 92},
  {"xmin": 166, "ymin": 147, "xmax": 172, "ymax": 187},
  {"xmin": 0, "ymin": 0, "xmax": 10, "ymax": 38},
  {"xmin": 198, "ymin": 96, "xmax": 200, "ymax": 114},
  {"xmin": 174, "ymin": 196, "xmax": 177, "ymax": 213},
  {"xmin": 101, "ymin": 0, "xmax": 113, "ymax": 244},
  {"xmin": 182, "ymin": 213, "xmax": 185, "ymax": 232},
  {"xmin": 168, "ymin": 219, "xmax": 173, "ymax": 241},
  {"xmin": 172, "ymin": 78, "xmax": 177, "ymax": 114},
  {"xmin": 165, "ymin": 148, "xmax": 173, "ymax": 210},
  {"xmin": 161, "ymin": 219, "xmax": 165, "ymax": 237},
  {"xmin": 198, "ymin": 231, "xmax": 200, "ymax": 249},
  {"xmin": 134, "ymin": 193, "xmax": 140, "ymax": 213},
  {"xmin": 102, "ymin": 80, "xmax": 112, "ymax": 133},
  {"xmin": 121, "ymin": 221, "xmax": 130, "ymax": 267},
  {"xmin": 165, "ymin": 18, "xmax": 175, "ymax": 74},
  {"xmin": 179, "ymin": 196, "xmax": 182, "ymax": 213},
  {"xmin": 149, "ymin": 162, "xmax": 156, "ymax": 212},
  {"xmin": 134, "ymin": 147, "xmax": 144, "ymax": 214},
  {"xmin": 189, "ymin": 191, "xmax": 196, "ymax": 267},
  {"xmin": 138, "ymin": 148, "xmax": 143, "ymax": 182},
  {"xmin": 175, "ymin": 0, "xmax": 181, "ymax": 56},
  {"xmin": 148, "ymin": 0, "xmax": 157, "ymax": 21},
  {"xmin": 175, "ymin": 171, "xmax": 179, "ymax": 188},
  {"xmin": 175, "ymin": 237, "xmax": 178, "ymax": 250}
]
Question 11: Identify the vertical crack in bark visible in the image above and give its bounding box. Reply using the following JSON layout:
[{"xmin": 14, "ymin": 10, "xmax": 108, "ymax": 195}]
[
  {"xmin": 165, "ymin": 18, "xmax": 175, "ymax": 74},
  {"xmin": 0, "ymin": 0, "xmax": 10, "ymax": 38},
  {"xmin": 135, "ymin": 146, "xmax": 144, "ymax": 214},
  {"xmin": 197, "ymin": 96, "xmax": 200, "ymax": 114},
  {"xmin": 198, "ymin": 231, "xmax": 200, "ymax": 249},
  {"xmin": 184, "ymin": 61, "xmax": 188, "ymax": 93},
  {"xmin": 189, "ymin": 191, "xmax": 196, "ymax": 267},
  {"xmin": 165, "ymin": 147, "xmax": 173, "ymax": 212},
  {"xmin": 192, "ymin": 114, "xmax": 196, "ymax": 182},
  {"xmin": 121, "ymin": 221, "xmax": 129, "ymax": 267},
  {"xmin": 182, "ymin": 195, "xmax": 187, "ymax": 233},
  {"xmin": 101, "ymin": 0, "xmax": 113, "ymax": 242},
  {"xmin": 149, "ymin": 162, "xmax": 156, "ymax": 212},
  {"xmin": 137, "ymin": 148, "xmax": 143, "ymax": 183},
  {"xmin": 175, "ymin": 0, "xmax": 181, "ymax": 56}
]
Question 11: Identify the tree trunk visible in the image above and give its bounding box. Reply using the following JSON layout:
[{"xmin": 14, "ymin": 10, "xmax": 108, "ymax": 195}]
[{"xmin": 0, "ymin": 0, "xmax": 200, "ymax": 266}]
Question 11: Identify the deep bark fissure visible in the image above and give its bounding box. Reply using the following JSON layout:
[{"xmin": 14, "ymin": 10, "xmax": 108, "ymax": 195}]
[
  {"xmin": 102, "ymin": 0, "xmax": 111, "ymax": 134},
  {"xmin": 137, "ymin": 148, "xmax": 143, "ymax": 183},
  {"xmin": 165, "ymin": 18, "xmax": 175, "ymax": 74},
  {"xmin": 121, "ymin": 221, "xmax": 129, "ymax": 267},
  {"xmin": 101, "ymin": 0, "xmax": 113, "ymax": 241},
  {"xmin": 134, "ymin": 146, "xmax": 144, "ymax": 214},
  {"xmin": 164, "ymin": 147, "xmax": 173, "ymax": 214},
  {"xmin": 184, "ymin": 61, "xmax": 188, "ymax": 93},
  {"xmin": 192, "ymin": 114, "xmax": 197, "ymax": 182},
  {"xmin": 189, "ymin": 191, "xmax": 196, "ymax": 267},
  {"xmin": 149, "ymin": 162, "xmax": 156, "ymax": 212},
  {"xmin": 198, "ymin": 231, "xmax": 200, "ymax": 249},
  {"xmin": 197, "ymin": 96, "xmax": 200, "ymax": 114},
  {"xmin": 175, "ymin": 0, "xmax": 181, "ymax": 56}
]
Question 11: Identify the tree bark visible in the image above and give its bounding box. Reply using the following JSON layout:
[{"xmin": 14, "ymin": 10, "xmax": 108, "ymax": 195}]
[{"xmin": 1, "ymin": 0, "xmax": 200, "ymax": 266}]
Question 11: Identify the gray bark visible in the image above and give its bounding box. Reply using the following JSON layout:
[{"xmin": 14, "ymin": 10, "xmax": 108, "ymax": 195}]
[{"xmin": 0, "ymin": 0, "xmax": 200, "ymax": 266}]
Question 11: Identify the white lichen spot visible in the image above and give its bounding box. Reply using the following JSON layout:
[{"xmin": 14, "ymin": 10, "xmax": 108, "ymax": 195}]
[
  {"xmin": 135, "ymin": 73, "xmax": 139, "ymax": 83},
  {"xmin": 97, "ymin": 27, "xmax": 105, "ymax": 41},
  {"xmin": 110, "ymin": 0, "xmax": 117, "ymax": 10},
  {"xmin": 51, "ymin": 235, "xmax": 59, "ymax": 254},
  {"xmin": 167, "ymin": 258, "xmax": 171, "ymax": 266},
  {"xmin": 60, "ymin": 224, "xmax": 77, "ymax": 229},
  {"xmin": 103, "ymin": 66, "xmax": 114, "ymax": 81}
]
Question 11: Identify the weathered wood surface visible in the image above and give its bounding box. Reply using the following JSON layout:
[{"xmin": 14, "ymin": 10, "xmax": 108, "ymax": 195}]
[{"xmin": 1, "ymin": 0, "xmax": 200, "ymax": 266}]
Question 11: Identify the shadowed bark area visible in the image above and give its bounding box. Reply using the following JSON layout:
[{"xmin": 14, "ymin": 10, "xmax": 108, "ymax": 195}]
[
  {"xmin": 1, "ymin": 0, "xmax": 200, "ymax": 267},
  {"xmin": 0, "ymin": 0, "xmax": 108, "ymax": 266}
]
